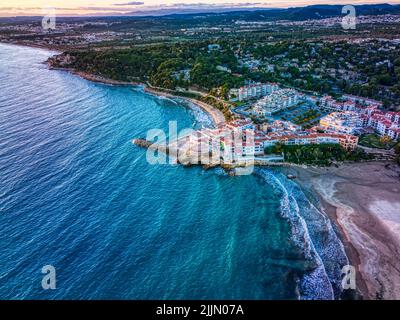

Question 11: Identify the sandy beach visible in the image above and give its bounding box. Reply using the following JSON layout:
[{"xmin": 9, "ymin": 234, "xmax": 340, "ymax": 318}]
[{"xmin": 293, "ymin": 162, "xmax": 400, "ymax": 300}]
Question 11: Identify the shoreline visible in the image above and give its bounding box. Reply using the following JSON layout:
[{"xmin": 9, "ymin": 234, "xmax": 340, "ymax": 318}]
[
  {"xmin": 48, "ymin": 66, "xmax": 143, "ymax": 87},
  {"xmin": 73, "ymin": 70, "xmax": 141, "ymax": 87},
  {"xmin": 293, "ymin": 162, "xmax": 400, "ymax": 300},
  {"xmin": 49, "ymin": 65, "xmax": 226, "ymax": 127},
  {"xmin": 143, "ymin": 87, "xmax": 226, "ymax": 127}
]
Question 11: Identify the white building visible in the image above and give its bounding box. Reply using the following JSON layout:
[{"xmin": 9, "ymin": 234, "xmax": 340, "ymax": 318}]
[
  {"xmin": 320, "ymin": 111, "xmax": 362, "ymax": 134},
  {"xmin": 367, "ymin": 112, "xmax": 400, "ymax": 139},
  {"xmin": 238, "ymin": 82, "xmax": 279, "ymax": 101},
  {"xmin": 253, "ymin": 89, "xmax": 300, "ymax": 116},
  {"xmin": 319, "ymin": 96, "xmax": 356, "ymax": 112}
]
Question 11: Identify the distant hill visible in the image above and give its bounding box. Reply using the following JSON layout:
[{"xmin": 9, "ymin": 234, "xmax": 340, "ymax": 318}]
[
  {"xmin": 279, "ymin": 3, "xmax": 400, "ymax": 20},
  {"xmin": 155, "ymin": 3, "xmax": 400, "ymax": 22},
  {"xmin": 1, "ymin": 3, "xmax": 400, "ymax": 23}
]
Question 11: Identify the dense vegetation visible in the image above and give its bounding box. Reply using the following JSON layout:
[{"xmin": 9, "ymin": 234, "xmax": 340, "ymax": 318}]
[
  {"xmin": 358, "ymin": 134, "xmax": 397, "ymax": 150},
  {"xmin": 64, "ymin": 42, "xmax": 245, "ymax": 94},
  {"xmin": 265, "ymin": 143, "xmax": 373, "ymax": 166}
]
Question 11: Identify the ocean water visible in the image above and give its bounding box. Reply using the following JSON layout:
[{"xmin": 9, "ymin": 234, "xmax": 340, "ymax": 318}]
[{"xmin": 0, "ymin": 43, "xmax": 347, "ymax": 300}]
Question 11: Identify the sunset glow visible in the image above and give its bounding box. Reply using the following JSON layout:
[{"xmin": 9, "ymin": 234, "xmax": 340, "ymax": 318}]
[{"xmin": 1, "ymin": 0, "xmax": 399, "ymax": 17}]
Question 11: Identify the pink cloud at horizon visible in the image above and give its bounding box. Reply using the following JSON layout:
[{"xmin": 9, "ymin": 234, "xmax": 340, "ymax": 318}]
[{"xmin": 0, "ymin": 0, "xmax": 399, "ymax": 17}]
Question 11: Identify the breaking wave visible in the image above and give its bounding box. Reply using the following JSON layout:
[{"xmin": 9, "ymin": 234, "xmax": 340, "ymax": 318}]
[{"xmin": 256, "ymin": 168, "xmax": 348, "ymax": 300}]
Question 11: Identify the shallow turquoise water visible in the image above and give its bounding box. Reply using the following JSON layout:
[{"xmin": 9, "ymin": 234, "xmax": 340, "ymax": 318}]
[{"xmin": 0, "ymin": 43, "xmax": 346, "ymax": 300}]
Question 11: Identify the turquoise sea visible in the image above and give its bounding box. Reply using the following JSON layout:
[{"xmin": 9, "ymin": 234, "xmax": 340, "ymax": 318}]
[{"xmin": 0, "ymin": 43, "xmax": 347, "ymax": 300}]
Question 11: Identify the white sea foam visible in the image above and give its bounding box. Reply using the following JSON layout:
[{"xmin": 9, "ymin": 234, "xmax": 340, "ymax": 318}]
[{"xmin": 256, "ymin": 168, "xmax": 348, "ymax": 300}]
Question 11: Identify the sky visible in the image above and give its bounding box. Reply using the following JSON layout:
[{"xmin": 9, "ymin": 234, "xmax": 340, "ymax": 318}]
[{"xmin": 0, "ymin": 0, "xmax": 399, "ymax": 17}]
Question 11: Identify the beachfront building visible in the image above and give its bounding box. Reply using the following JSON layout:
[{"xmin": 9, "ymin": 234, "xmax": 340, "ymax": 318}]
[
  {"xmin": 254, "ymin": 137, "xmax": 267, "ymax": 155},
  {"xmin": 252, "ymin": 89, "xmax": 300, "ymax": 116},
  {"xmin": 319, "ymin": 111, "xmax": 362, "ymax": 134},
  {"xmin": 237, "ymin": 82, "xmax": 279, "ymax": 101},
  {"xmin": 263, "ymin": 132, "xmax": 359, "ymax": 150},
  {"xmin": 219, "ymin": 129, "xmax": 256, "ymax": 163}
]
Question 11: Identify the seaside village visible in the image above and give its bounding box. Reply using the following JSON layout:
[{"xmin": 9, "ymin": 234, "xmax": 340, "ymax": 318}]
[{"xmin": 177, "ymin": 82, "xmax": 400, "ymax": 166}]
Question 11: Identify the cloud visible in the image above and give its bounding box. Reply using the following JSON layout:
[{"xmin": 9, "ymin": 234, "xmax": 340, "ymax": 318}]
[
  {"xmin": 114, "ymin": 2, "xmax": 145, "ymax": 6},
  {"xmin": 165, "ymin": 3, "xmax": 263, "ymax": 8},
  {"xmin": 0, "ymin": 7, "xmax": 42, "ymax": 11}
]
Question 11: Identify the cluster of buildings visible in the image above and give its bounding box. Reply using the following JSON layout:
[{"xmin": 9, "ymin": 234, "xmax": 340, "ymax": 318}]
[
  {"xmin": 224, "ymin": 80, "xmax": 398, "ymax": 165},
  {"xmin": 317, "ymin": 95, "xmax": 400, "ymax": 140},
  {"xmin": 229, "ymin": 82, "xmax": 302, "ymax": 117},
  {"xmin": 223, "ymin": 82, "xmax": 398, "ymax": 164},
  {"xmin": 251, "ymin": 118, "xmax": 358, "ymax": 154},
  {"xmin": 181, "ymin": 119, "xmax": 257, "ymax": 164},
  {"xmin": 319, "ymin": 94, "xmax": 383, "ymax": 112},
  {"xmin": 180, "ymin": 116, "xmax": 359, "ymax": 165},
  {"xmin": 259, "ymin": 132, "xmax": 359, "ymax": 152}
]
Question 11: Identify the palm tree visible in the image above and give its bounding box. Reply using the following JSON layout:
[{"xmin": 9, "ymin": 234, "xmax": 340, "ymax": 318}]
[
  {"xmin": 313, "ymin": 148, "xmax": 323, "ymax": 162},
  {"xmin": 295, "ymin": 149, "xmax": 302, "ymax": 163}
]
